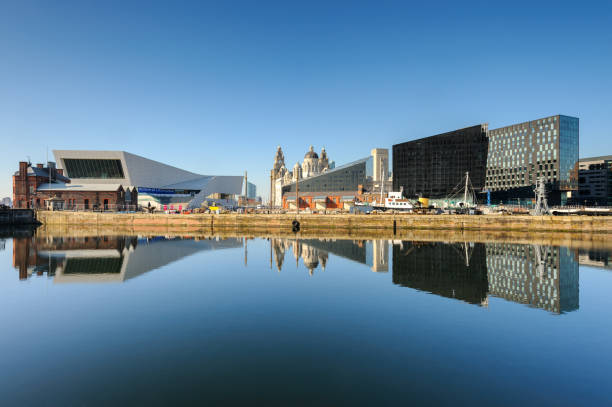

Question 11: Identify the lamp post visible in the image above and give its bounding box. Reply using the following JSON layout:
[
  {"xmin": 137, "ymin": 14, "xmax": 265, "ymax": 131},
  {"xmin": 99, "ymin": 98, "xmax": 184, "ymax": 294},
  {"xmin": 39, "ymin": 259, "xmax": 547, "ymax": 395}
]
[{"xmin": 296, "ymin": 172, "xmax": 299, "ymax": 216}]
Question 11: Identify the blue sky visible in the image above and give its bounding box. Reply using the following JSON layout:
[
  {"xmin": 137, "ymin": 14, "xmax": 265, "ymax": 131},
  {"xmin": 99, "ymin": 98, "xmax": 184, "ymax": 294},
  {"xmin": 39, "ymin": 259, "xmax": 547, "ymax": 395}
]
[{"xmin": 1, "ymin": 1, "xmax": 611, "ymax": 200}]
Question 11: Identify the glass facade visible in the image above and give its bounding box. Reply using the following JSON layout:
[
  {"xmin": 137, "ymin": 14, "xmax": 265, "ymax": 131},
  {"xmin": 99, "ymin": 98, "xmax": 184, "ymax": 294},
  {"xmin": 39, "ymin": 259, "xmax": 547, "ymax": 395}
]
[
  {"xmin": 392, "ymin": 125, "xmax": 489, "ymax": 198},
  {"xmin": 64, "ymin": 159, "xmax": 125, "ymax": 179},
  {"xmin": 282, "ymin": 157, "xmax": 371, "ymax": 193},
  {"xmin": 577, "ymin": 156, "xmax": 612, "ymax": 205},
  {"xmin": 559, "ymin": 115, "xmax": 579, "ymax": 191},
  {"xmin": 485, "ymin": 115, "xmax": 579, "ymax": 196}
]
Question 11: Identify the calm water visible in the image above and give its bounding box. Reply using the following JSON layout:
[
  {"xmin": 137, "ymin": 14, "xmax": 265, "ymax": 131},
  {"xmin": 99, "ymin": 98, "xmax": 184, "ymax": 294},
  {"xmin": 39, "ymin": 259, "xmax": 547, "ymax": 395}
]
[{"xmin": 1, "ymin": 230, "xmax": 612, "ymax": 406}]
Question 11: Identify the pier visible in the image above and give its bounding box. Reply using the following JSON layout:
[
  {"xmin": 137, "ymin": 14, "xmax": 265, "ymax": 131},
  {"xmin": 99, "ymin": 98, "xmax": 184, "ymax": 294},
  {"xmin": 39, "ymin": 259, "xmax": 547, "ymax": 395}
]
[{"xmin": 36, "ymin": 211, "xmax": 612, "ymax": 235}]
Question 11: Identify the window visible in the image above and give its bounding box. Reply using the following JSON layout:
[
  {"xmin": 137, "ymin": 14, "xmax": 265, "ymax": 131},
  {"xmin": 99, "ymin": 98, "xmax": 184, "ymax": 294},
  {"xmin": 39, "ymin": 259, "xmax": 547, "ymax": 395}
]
[{"xmin": 64, "ymin": 159, "xmax": 125, "ymax": 179}]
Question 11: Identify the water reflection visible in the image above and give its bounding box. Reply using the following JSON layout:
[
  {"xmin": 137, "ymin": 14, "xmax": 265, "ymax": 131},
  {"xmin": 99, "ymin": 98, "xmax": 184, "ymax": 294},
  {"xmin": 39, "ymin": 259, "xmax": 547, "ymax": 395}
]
[
  {"xmin": 270, "ymin": 238, "xmax": 389, "ymax": 274},
  {"xmin": 272, "ymin": 238, "xmax": 583, "ymax": 314},
  {"xmin": 486, "ymin": 244, "xmax": 579, "ymax": 313},
  {"xmin": 393, "ymin": 242, "xmax": 580, "ymax": 313},
  {"xmin": 392, "ymin": 242, "xmax": 489, "ymax": 306},
  {"xmin": 9, "ymin": 233, "xmax": 600, "ymax": 314},
  {"xmin": 12, "ymin": 235, "xmax": 242, "ymax": 283},
  {"xmin": 578, "ymin": 249, "xmax": 612, "ymax": 271}
]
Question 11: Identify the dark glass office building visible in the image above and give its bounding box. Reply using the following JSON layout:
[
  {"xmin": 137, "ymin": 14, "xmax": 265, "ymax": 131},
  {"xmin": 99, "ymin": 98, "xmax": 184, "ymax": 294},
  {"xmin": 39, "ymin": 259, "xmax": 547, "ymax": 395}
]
[{"xmin": 392, "ymin": 125, "xmax": 489, "ymax": 198}]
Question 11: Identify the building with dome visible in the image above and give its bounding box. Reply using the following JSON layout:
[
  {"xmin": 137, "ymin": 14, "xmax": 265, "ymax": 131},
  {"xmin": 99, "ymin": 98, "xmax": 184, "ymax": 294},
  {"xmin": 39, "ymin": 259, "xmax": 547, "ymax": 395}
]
[
  {"xmin": 270, "ymin": 145, "xmax": 335, "ymax": 207},
  {"xmin": 269, "ymin": 145, "xmax": 391, "ymax": 209}
]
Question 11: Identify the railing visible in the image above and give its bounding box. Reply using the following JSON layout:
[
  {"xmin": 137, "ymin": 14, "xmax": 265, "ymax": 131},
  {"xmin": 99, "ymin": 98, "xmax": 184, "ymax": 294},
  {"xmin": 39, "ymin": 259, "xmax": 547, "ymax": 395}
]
[
  {"xmin": 549, "ymin": 205, "xmax": 612, "ymax": 210},
  {"xmin": 38, "ymin": 204, "xmax": 141, "ymax": 212}
]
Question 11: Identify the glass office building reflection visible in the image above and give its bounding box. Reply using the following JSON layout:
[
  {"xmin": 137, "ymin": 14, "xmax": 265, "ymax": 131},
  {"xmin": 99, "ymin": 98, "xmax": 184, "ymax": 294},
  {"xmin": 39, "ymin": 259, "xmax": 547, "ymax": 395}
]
[
  {"xmin": 392, "ymin": 241, "xmax": 580, "ymax": 314},
  {"xmin": 269, "ymin": 238, "xmax": 578, "ymax": 314},
  {"xmin": 485, "ymin": 243, "xmax": 579, "ymax": 313},
  {"xmin": 392, "ymin": 242, "xmax": 489, "ymax": 305}
]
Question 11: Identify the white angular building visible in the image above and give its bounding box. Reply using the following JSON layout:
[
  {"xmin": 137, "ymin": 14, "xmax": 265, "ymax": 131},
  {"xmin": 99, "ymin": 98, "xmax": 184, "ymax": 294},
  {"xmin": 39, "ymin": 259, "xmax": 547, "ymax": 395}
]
[{"xmin": 52, "ymin": 150, "xmax": 245, "ymax": 210}]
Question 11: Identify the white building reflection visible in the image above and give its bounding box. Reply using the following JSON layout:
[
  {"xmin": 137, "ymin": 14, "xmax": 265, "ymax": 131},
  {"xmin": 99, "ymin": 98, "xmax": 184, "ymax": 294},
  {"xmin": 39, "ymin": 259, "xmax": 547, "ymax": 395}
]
[
  {"xmin": 13, "ymin": 235, "xmax": 243, "ymax": 283},
  {"xmin": 269, "ymin": 238, "xmax": 389, "ymax": 275}
]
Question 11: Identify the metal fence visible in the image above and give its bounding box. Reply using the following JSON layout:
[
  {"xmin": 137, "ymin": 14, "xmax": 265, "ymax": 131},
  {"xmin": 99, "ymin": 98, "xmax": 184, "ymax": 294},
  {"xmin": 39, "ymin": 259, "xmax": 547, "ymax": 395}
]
[{"xmin": 41, "ymin": 204, "xmax": 141, "ymax": 212}]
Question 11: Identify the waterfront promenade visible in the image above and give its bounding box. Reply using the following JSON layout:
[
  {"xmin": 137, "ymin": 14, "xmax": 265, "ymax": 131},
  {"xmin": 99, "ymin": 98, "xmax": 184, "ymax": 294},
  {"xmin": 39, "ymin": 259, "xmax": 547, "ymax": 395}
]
[{"xmin": 37, "ymin": 211, "xmax": 612, "ymax": 235}]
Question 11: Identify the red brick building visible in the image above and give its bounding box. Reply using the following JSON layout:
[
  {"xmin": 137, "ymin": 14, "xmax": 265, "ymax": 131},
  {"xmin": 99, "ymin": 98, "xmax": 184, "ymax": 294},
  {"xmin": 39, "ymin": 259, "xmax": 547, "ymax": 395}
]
[
  {"xmin": 38, "ymin": 183, "xmax": 134, "ymax": 211},
  {"xmin": 13, "ymin": 161, "xmax": 137, "ymax": 210},
  {"xmin": 13, "ymin": 161, "xmax": 70, "ymax": 209}
]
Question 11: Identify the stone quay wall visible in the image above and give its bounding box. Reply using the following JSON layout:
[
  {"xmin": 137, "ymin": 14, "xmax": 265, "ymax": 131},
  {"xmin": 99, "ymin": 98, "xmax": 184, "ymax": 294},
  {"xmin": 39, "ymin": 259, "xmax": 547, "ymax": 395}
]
[
  {"xmin": 0, "ymin": 209, "xmax": 38, "ymax": 225},
  {"xmin": 36, "ymin": 211, "xmax": 612, "ymax": 234}
]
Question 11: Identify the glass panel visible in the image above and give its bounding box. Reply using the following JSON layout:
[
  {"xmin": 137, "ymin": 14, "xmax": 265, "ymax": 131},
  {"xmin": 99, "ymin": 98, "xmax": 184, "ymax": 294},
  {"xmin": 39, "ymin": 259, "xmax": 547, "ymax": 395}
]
[{"xmin": 64, "ymin": 159, "xmax": 125, "ymax": 178}]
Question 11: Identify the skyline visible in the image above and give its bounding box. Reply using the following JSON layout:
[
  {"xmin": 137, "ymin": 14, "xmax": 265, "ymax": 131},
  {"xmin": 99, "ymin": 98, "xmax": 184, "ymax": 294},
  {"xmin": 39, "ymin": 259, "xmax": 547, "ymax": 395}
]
[{"xmin": 2, "ymin": 1, "xmax": 611, "ymax": 199}]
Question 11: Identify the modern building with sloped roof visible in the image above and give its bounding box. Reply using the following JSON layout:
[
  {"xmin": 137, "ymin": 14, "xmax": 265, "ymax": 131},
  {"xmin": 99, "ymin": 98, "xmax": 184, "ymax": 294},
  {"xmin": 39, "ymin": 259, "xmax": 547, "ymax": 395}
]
[{"xmin": 52, "ymin": 150, "xmax": 246, "ymax": 210}]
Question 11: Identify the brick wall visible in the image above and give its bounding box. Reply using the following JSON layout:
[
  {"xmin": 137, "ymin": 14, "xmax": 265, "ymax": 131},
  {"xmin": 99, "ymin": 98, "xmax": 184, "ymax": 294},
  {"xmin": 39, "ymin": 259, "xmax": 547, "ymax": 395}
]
[{"xmin": 12, "ymin": 162, "xmax": 72, "ymax": 209}]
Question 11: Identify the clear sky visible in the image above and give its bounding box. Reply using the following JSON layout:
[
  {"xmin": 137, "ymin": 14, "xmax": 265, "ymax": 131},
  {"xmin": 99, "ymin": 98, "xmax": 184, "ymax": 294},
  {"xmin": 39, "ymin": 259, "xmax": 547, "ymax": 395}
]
[{"xmin": 1, "ymin": 0, "xmax": 611, "ymax": 200}]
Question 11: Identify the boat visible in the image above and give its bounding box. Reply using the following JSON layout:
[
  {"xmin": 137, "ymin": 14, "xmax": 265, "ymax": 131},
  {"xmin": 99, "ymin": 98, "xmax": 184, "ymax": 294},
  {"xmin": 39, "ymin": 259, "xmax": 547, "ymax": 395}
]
[
  {"xmin": 371, "ymin": 188, "xmax": 415, "ymax": 212},
  {"xmin": 443, "ymin": 172, "xmax": 480, "ymax": 214}
]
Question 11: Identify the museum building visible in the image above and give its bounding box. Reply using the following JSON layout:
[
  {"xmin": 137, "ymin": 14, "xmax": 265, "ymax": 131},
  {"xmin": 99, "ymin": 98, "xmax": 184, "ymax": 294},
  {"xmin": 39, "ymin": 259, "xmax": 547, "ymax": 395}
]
[{"xmin": 13, "ymin": 150, "xmax": 247, "ymax": 211}]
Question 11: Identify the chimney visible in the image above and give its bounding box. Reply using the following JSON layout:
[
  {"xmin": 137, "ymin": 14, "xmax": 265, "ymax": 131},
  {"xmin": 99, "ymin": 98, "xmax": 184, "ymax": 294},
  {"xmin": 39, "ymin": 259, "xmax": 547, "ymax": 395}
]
[
  {"xmin": 36, "ymin": 163, "xmax": 44, "ymax": 169},
  {"xmin": 19, "ymin": 162, "xmax": 28, "ymax": 178}
]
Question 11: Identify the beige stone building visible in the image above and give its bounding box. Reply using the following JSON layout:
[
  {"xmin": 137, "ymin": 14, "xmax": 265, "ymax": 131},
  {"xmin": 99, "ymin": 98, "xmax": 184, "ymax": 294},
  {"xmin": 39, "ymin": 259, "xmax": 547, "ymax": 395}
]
[{"xmin": 270, "ymin": 146, "xmax": 334, "ymax": 207}]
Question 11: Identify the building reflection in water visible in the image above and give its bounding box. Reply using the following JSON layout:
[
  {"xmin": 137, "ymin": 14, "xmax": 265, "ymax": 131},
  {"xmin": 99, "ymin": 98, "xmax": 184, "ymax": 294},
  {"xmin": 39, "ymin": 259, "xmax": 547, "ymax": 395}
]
[
  {"xmin": 578, "ymin": 249, "xmax": 612, "ymax": 271},
  {"xmin": 393, "ymin": 241, "xmax": 580, "ymax": 314},
  {"xmin": 392, "ymin": 242, "xmax": 489, "ymax": 306},
  {"xmin": 11, "ymin": 233, "xmax": 589, "ymax": 314},
  {"xmin": 270, "ymin": 237, "xmax": 582, "ymax": 314},
  {"xmin": 486, "ymin": 244, "xmax": 579, "ymax": 313},
  {"xmin": 269, "ymin": 238, "xmax": 389, "ymax": 275},
  {"xmin": 12, "ymin": 235, "xmax": 243, "ymax": 283}
]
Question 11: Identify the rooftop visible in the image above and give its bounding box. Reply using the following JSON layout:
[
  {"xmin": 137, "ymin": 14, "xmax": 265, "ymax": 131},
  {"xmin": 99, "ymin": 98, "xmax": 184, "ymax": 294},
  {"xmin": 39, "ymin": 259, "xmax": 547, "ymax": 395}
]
[
  {"xmin": 37, "ymin": 183, "xmax": 126, "ymax": 192},
  {"xmin": 579, "ymin": 155, "xmax": 612, "ymax": 162},
  {"xmin": 14, "ymin": 165, "xmax": 70, "ymax": 183},
  {"xmin": 282, "ymin": 156, "xmax": 370, "ymax": 188}
]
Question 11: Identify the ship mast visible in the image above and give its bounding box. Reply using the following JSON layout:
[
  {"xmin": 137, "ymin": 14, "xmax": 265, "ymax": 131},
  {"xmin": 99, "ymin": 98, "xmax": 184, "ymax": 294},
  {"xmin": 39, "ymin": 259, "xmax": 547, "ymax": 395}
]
[{"xmin": 464, "ymin": 172, "xmax": 469, "ymax": 205}]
